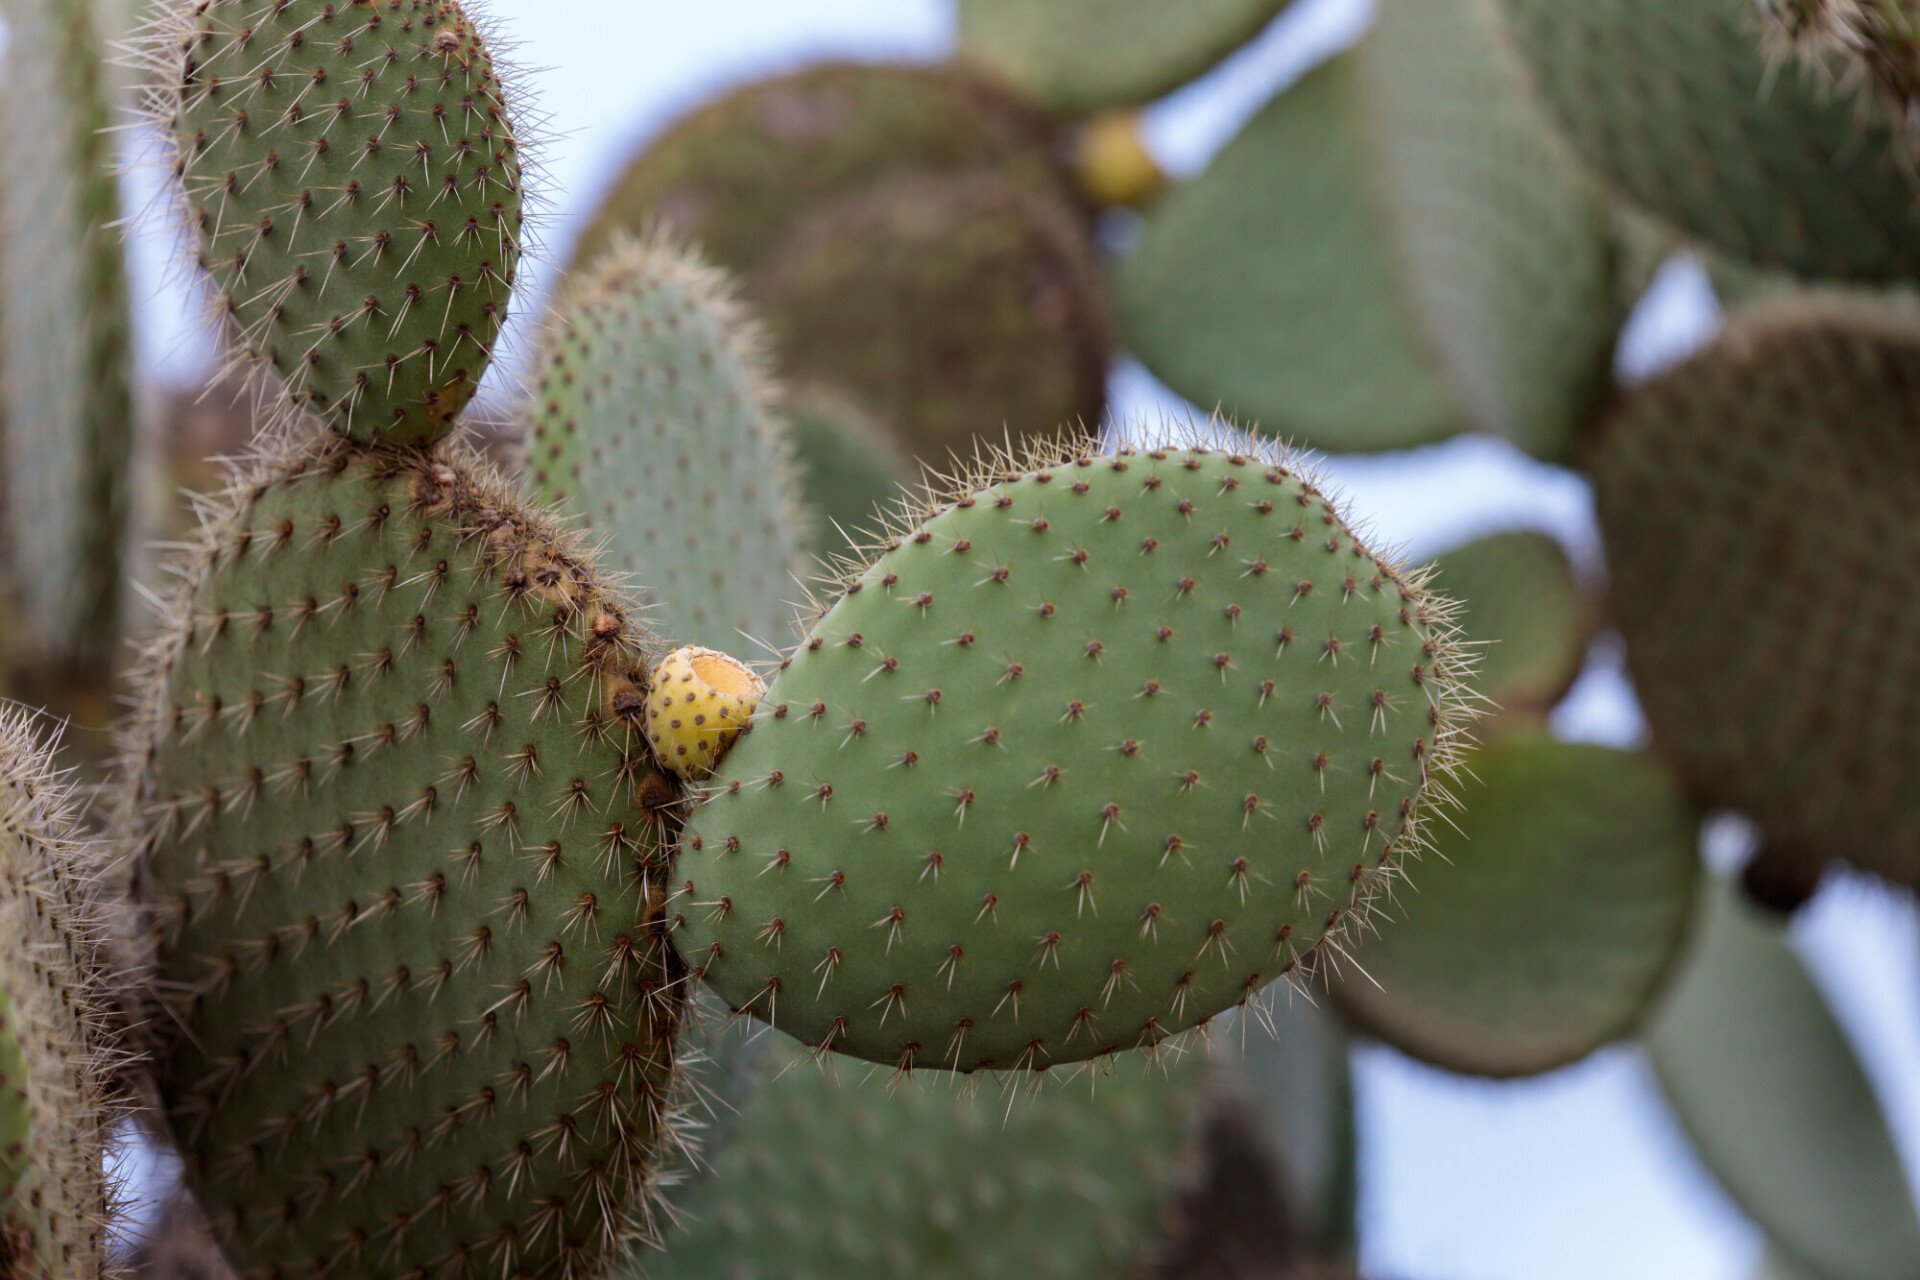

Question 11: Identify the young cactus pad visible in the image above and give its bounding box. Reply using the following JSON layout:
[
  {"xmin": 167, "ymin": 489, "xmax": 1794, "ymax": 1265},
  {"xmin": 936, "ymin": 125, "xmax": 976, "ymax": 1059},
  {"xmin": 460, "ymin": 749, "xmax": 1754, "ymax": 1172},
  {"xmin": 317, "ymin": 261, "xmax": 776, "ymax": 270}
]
[
  {"xmin": 0, "ymin": 709, "xmax": 121, "ymax": 1279},
  {"xmin": 122, "ymin": 439, "xmax": 687, "ymax": 1277},
  {"xmin": 529, "ymin": 235, "xmax": 806, "ymax": 652},
  {"xmin": 676, "ymin": 430, "xmax": 1473, "ymax": 1072},
  {"xmin": 154, "ymin": 0, "xmax": 523, "ymax": 442}
]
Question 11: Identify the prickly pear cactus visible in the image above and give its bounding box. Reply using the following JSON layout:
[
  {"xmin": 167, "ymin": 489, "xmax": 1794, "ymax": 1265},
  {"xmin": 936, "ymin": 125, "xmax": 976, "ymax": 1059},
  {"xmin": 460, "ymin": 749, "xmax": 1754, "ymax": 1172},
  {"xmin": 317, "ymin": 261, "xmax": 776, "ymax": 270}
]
[
  {"xmin": 122, "ymin": 438, "xmax": 688, "ymax": 1278},
  {"xmin": 571, "ymin": 62, "xmax": 1074, "ymax": 277},
  {"xmin": 1761, "ymin": 0, "xmax": 1920, "ymax": 151},
  {"xmin": 637, "ymin": 1049, "xmax": 1207, "ymax": 1279},
  {"xmin": 529, "ymin": 235, "xmax": 806, "ymax": 651},
  {"xmin": 1592, "ymin": 298, "xmax": 1920, "ymax": 889},
  {"xmin": 1432, "ymin": 531, "xmax": 1588, "ymax": 724},
  {"xmin": 0, "ymin": 0, "xmax": 136, "ymax": 671},
  {"xmin": 757, "ymin": 173, "xmax": 1111, "ymax": 460},
  {"xmin": 956, "ymin": 0, "xmax": 1294, "ymax": 117},
  {"xmin": 0, "ymin": 709, "xmax": 122, "ymax": 1279},
  {"xmin": 149, "ymin": 0, "xmax": 523, "ymax": 442},
  {"xmin": 783, "ymin": 384, "xmax": 917, "ymax": 564},
  {"xmin": 676, "ymin": 428, "xmax": 1473, "ymax": 1071},
  {"xmin": 1329, "ymin": 736, "xmax": 1700, "ymax": 1077},
  {"xmin": 1497, "ymin": 0, "xmax": 1920, "ymax": 281}
]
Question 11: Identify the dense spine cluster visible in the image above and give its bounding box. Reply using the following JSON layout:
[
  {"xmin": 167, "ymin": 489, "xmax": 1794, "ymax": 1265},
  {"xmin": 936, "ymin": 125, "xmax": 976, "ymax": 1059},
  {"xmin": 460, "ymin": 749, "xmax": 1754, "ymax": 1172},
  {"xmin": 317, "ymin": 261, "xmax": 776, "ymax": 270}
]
[
  {"xmin": 677, "ymin": 429, "xmax": 1472, "ymax": 1071},
  {"xmin": 122, "ymin": 439, "xmax": 687, "ymax": 1278},
  {"xmin": 153, "ymin": 0, "xmax": 524, "ymax": 442}
]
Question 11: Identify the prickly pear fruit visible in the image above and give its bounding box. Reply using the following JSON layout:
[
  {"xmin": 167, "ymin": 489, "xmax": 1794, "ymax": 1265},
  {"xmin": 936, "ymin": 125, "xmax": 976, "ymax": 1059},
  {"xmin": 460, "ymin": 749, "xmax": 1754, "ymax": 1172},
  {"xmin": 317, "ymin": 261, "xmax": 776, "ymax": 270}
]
[
  {"xmin": 0, "ymin": 709, "xmax": 123, "ymax": 1279},
  {"xmin": 529, "ymin": 234, "xmax": 805, "ymax": 651},
  {"xmin": 121, "ymin": 437, "xmax": 688, "ymax": 1278},
  {"xmin": 152, "ymin": 0, "xmax": 523, "ymax": 442},
  {"xmin": 1070, "ymin": 110, "xmax": 1169, "ymax": 209},
  {"xmin": 675, "ymin": 428, "xmax": 1473, "ymax": 1071},
  {"xmin": 644, "ymin": 646, "xmax": 765, "ymax": 782}
]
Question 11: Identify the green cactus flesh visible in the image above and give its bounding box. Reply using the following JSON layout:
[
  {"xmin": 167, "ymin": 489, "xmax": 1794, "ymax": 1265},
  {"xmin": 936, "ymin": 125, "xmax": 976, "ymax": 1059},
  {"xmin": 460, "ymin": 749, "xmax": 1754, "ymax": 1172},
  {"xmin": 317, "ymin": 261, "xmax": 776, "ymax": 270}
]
[
  {"xmin": 570, "ymin": 62, "xmax": 1074, "ymax": 278},
  {"xmin": 123, "ymin": 439, "xmax": 687, "ymax": 1277},
  {"xmin": 1357, "ymin": 0, "xmax": 1619, "ymax": 462},
  {"xmin": 0, "ymin": 709, "xmax": 120, "ymax": 1279},
  {"xmin": 1117, "ymin": 53, "xmax": 1464, "ymax": 454},
  {"xmin": 1432, "ymin": 531, "xmax": 1588, "ymax": 724},
  {"xmin": 955, "ymin": 0, "xmax": 1294, "ymax": 117},
  {"xmin": 633, "ymin": 1043, "xmax": 1204, "ymax": 1279},
  {"xmin": 784, "ymin": 384, "xmax": 918, "ymax": 566},
  {"xmin": 1761, "ymin": 0, "xmax": 1920, "ymax": 155},
  {"xmin": 1330, "ymin": 736, "xmax": 1699, "ymax": 1077},
  {"xmin": 756, "ymin": 172, "xmax": 1110, "ymax": 462},
  {"xmin": 1591, "ymin": 299, "xmax": 1920, "ymax": 888},
  {"xmin": 1647, "ymin": 877, "xmax": 1920, "ymax": 1280},
  {"xmin": 1497, "ymin": 0, "xmax": 1920, "ymax": 281},
  {"xmin": 161, "ymin": 0, "xmax": 522, "ymax": 443},
  {"xmin": 0, "ymin": 0, "xmax": 135, "ymax": 671},
  {"xmin": 530, "ymin": 235, "xmax": 805, "ymax": 653},
  {"xmin": 676, "ymin": 433, "xmax": 1472, "ymax": 1071}
]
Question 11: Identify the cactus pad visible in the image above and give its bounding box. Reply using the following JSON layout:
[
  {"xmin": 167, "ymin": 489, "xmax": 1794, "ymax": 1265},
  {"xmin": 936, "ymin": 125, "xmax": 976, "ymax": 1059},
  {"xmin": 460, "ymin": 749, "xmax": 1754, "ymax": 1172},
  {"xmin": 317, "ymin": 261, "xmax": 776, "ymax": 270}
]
[
  {"xmin": 1432, "ymin": 531, "xmax": 1588, "ymax": 724},
  {"xmin": 1647, "ymin": 878, "xmax": 1920, "ymax": 1280},
  {"xmin": 156, "ymin": 0, "xmax": 523, "ymax": 442},
  {"xmin": 955, "ymin": 0, "xmax": 1293, "ymax": 117},
  {"xmin": 643, "ymin": 647, "xmax": 765, "ymax": 782},
  {"xmin": 1591, "ymin": 299, "xmax": 1920, "ymax": 888},
  {"xmin": 1497, "ymin": 0, "xmax": 1920, "ymax": 281},
  {"xmin": 676, "ymin": 430, "xmax": 1472, "ymax": 1071},
  {"xmin": 635, "ymin": 1045, "xmax": 1206, "ymax": 1279},
  {"xmin": 0, "ymin": 709, "xmax": 121, "ymax": 1278},
  {"xmin": 1118, "ymin": 53, "xmax": 1462, "ymax": 454},
  {"xmin": 1330, "ymin": 736, "xmax": 1699, "ymax": 1077},
  {"xmin": 122, "ymin": 439, "xmax": 688, "ymax": 1277},
  {"xmin": 1358, "ymin": 0, "xmax": 1619, "ymax": 462},
  {"xmin": 570, "ymin": 62, "xmax": 1072, "ymax": 278},
  {"xmin": 757, "ymin": 173, "xmax": 1111, "ymax": 462},
  {"xmin": 0, "ymin": 0, "xmax": 135, "ymax": 673},
  {"xmin": 529, "ymin": 235, "xmax": 805, "ymax": 652},
  {"xmin": 785, "ymin": 385, "xmax": 917, "ymax": 565}
]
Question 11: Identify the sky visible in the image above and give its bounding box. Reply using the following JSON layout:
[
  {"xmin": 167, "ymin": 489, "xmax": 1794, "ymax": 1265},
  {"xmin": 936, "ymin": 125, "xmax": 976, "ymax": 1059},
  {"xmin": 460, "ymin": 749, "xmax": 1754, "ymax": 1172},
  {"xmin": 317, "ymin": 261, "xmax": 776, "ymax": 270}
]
[{"xmin": 110, "ymin": 2, "xmax": 1920, "ymax": 1278}]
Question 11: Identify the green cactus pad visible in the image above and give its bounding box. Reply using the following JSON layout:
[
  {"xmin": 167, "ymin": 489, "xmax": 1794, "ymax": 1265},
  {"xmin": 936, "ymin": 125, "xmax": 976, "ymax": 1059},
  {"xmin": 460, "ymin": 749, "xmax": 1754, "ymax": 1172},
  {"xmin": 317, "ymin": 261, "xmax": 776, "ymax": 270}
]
[
  {"xmin": 157, "ymin": 0, "xmax": 523, "ymax": 442},
  {"xmin": 570, "ymin": 62, "xmax": 1073, "ymax": 278},
  {"xmin": 1761, "ymin": 1, "xmax": 1920, "ymax": 155},
  {"xmin": 1329, "ymin": 736, "xmax": 1699, "ymax": 1077},
  {"xmin": 955, "ymin": 0, "xmax": 1294, "ymax": 117},
  {"xmin": 122, "ymin": 439, "xmax": 688, "ymax": 1277},
  {"xmin": 635, "ymin": 1044, "xmax": 1205, "ymax": 1279},
  {"xmin": 1117, "ymin": 53, "xmax": 1462, "ymax": 454},
  {"xmin": 1497, "ymin": 0, "xmax": 1920, "ymax": 281},
  {"xmin": 0, "ymin": 0, "xmax": 135, "ymax": 671},
  {"xmin": 0, "ymin": 709, "xmax": 122, "ymax": 1278},
  {"xmin": 1357, "ymin": 0, "xmax": 1620, "ymax": 462},
  {"xmin": 529, "ymin": 235, "xmax": 806, "ymax": 652},
  {"xmin": 1647, "ymin": 877, "xmax": 1920, "ymax": 1280},
  {"xmin": 676, "ymin": 431, "xmax": 1473, "ymax": 1072},
  {"xmin": 1591, "ymin": 299, "xmax": 1920, "ymax": 888},
  {"xmin": 1432, "ymin": 531, "xmax": 1588, "ymax": 724},
  {"xmin": 756, "ymin": 173, "xmax": 1111, "ymax": 462},
  {"xmin": 785, "ymin": 385, "xmax": 918, "ymax": 565}
]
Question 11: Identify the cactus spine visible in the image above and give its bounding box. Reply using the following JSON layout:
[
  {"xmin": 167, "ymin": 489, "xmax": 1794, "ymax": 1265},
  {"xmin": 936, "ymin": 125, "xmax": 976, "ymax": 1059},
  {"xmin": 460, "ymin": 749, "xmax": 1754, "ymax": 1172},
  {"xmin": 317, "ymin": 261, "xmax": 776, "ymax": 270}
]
[{"xmin": 149, "ymin": 0, "xmax": 524, "ymax": 443}]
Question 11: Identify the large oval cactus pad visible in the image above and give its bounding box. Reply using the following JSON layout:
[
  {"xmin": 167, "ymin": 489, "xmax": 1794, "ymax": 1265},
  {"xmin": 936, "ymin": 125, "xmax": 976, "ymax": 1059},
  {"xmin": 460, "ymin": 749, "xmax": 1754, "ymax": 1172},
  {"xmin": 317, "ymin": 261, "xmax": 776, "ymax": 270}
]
[
  {"xmin": 122, "ymin": 438, "xmax": 687, "ymax": 1277},
  {"xmin": 159, "ymin": 0, "xmax": 523, "ymax": 442},
  {"xmin": 677, "ymin": 431, "xmax": 1473, "ymax": 1071}
]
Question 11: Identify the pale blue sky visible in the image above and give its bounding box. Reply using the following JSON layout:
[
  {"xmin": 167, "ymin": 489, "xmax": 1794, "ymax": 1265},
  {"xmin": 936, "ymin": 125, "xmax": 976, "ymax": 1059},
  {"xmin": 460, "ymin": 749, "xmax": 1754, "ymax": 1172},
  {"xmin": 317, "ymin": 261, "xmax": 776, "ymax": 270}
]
[{"xmin": 113, "ymin": 3, "xmax": 1920, "ymax": 1278}]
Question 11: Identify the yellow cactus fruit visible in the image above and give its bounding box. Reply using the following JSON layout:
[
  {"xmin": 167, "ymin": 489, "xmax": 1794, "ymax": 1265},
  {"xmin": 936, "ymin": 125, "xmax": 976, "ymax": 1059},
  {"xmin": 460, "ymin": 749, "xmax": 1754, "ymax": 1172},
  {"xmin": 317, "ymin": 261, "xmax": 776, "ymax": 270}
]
[
  {"xmin": 645, "ymin": 646, "xmax": 766, "ymax": 779},
  {"xmin": 1073, "ymin": 108, "xmax": 1169, "ymax": 209}
]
